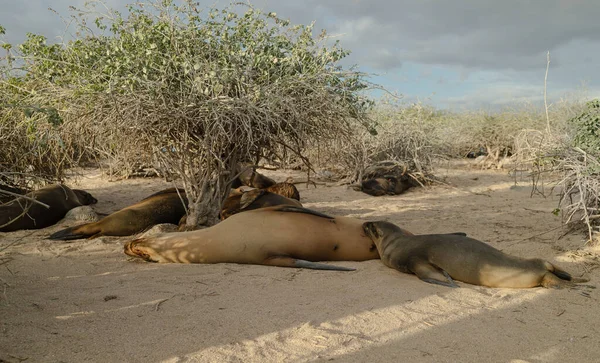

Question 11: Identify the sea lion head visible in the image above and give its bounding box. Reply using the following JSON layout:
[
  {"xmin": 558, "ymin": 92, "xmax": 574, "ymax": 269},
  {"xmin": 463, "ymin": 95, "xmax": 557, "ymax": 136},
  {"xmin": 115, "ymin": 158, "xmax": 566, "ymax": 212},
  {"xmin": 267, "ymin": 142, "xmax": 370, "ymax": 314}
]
[
  {"xmin": 73, "ymin": 189, "xmax": 98, "ymax": 205},
  {"xmin": 363, "ymin": 221, "xmax": 414, "ymax": 250}
]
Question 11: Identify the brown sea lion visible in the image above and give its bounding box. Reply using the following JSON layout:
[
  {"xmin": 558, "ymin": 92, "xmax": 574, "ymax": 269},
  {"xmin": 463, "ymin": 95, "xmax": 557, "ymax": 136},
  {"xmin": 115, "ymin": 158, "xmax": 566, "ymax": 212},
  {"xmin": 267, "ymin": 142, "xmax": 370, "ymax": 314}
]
[
  {"xmin": 49, "ymin": 188, "xmax": 187, "ymax": 240},
  {"xmin": 232, "ymin": 167, "xmax": 276, "ymax": 189},
  {"xmin": 361, "ymin": 176, "xmax": 413, "ymax": 197},
  {"xmin": 264, "ymin": 182, "xmax": 300, "ymax": 201},
  {"xmin": 363, "ymin": 221, "xmax": 592, "ymax": 290},
  {"xmin": 0, "ymin": 184, "xmax": 97, "ymax": 232},
  {"xmin": 220, "ymin": 189, "xmax": 302, "ymax": 220},
  {"xmin": 124, "ymin": 205, "xmax": 388, "ymax": 271}
]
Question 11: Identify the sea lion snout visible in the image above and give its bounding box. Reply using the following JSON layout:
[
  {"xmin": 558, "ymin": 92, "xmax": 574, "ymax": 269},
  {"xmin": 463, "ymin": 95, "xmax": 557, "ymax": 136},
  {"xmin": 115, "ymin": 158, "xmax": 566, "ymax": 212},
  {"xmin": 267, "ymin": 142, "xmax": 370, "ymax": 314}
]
[
  {"xmin": 363, "ymin": 221, "xmax": 399, "ymax": 240},
  {"xmin": 362, "ymin": 222, "xmax": 379, "ymax": 239},
  {"xmin": 74, "ymin": 189, "xmax": 98, "ymax": 205}
]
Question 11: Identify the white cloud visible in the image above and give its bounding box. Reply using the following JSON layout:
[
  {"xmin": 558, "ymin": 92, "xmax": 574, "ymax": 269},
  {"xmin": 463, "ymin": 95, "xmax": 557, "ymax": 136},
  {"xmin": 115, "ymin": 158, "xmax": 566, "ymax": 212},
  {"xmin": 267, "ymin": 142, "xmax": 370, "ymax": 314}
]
[{"xmin": 1, "ymin": 0, "xmax": 598, "ymax": 109}]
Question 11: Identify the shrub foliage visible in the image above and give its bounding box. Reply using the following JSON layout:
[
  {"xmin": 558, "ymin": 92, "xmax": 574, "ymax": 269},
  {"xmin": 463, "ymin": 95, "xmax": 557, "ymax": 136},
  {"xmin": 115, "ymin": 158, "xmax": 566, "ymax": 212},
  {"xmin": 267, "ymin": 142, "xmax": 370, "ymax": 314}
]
[{"xmin": 1, "ymin": 1, "xmax": 375, "ymax": 227}]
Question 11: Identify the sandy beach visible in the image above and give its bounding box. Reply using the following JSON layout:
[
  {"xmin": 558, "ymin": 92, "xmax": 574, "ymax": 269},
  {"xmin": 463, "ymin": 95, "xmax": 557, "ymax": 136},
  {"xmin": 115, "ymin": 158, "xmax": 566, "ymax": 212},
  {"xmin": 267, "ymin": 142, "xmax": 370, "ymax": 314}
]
[{"xmin": 1, "ymin": 161, "xmax": 599, "ymax": 363}]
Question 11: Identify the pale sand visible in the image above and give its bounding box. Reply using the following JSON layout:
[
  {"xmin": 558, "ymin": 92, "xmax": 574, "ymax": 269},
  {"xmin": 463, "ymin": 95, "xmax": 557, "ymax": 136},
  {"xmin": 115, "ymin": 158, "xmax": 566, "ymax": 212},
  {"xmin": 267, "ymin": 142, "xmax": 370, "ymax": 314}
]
[{"xmin": 1, "ymin": 161, "xmax": 599, "ymax": 363}]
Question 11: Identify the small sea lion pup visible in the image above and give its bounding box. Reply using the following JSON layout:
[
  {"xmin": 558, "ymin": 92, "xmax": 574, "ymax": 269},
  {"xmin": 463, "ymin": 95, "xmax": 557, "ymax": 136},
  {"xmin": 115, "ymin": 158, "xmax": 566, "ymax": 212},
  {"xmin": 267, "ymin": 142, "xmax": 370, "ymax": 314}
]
[
  {"xmin": 0, "ymin": 184, "xmax": 97, "ymax": 232},
  {"xmin": 220, "ymin": 188, "xmax": 302, "ymax": 220},
  {"xmin": 49, "ymin": 188, "xmax": 187, "ymax": 240},
  {"xmin": 360, "ymin": 176, "xmax": 413, "ymax": 197},
  {"xmin": 125, "ymin": 205, "xmax": 388, "ymax": 271},
  {"xmin": 363, "ymin": 221, "xmax": 592, "ymax": 289}
]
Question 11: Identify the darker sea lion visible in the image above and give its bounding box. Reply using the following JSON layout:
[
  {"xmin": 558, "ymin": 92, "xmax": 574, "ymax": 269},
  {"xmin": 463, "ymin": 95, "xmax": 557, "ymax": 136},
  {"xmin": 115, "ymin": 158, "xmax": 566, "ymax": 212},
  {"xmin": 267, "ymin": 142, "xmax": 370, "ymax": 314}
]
[
  {"xmin": 0, "ymin": 184, "xmax": 97, "ymax": 232},
  {"xmin": 220, "ymin": 189, "xmax": 302, "ymax": 220},
  {"xmin": 0, "ymin": 184, "xmax": 28, "ymax": 203},
  {"xmin": 232, "ymin": 167, "xmax": 277, "ymax": 189},
  {"xmin": 124, "ymin": 205, "xmax": 386, "ymax": 271},
  {"xmin": 49, "ymin": 188, "xmax": 187, "ymax": 240},
  {"xmin": 363, "ymin": 221, "xmax": 592, "ymax": 289},
  {"xmin": 361, "ymin": 176, "xmax": 412, "ymax": 197}
]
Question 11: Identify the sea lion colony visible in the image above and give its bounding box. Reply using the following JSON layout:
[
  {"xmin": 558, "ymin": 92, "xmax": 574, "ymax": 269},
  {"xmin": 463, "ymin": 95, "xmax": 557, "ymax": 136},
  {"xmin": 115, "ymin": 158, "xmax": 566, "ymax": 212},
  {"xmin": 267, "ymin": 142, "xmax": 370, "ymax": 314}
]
[{"xmin": 0, "ymin": 167, "xmax": 592, "ymax": 291}]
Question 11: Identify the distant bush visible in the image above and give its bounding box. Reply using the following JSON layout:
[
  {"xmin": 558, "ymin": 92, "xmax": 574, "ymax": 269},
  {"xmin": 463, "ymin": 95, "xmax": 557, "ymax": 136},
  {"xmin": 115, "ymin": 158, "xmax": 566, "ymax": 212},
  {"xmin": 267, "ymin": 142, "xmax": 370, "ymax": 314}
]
[{"xmin": 569, "ymin": 99, "xmax": 600, "ymax": 154}]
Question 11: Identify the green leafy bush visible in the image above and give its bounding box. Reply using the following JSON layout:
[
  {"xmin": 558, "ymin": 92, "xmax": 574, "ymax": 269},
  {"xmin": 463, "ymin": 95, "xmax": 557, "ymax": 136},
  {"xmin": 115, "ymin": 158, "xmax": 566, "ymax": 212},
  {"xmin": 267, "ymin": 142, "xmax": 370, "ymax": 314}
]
[
  {"xmin": 1, "ymin": 0, "xmax": 375, "ymax": 226},
  {"xmin": 570, "ymin": 99, "xmax": 600, "ymax": 154}
]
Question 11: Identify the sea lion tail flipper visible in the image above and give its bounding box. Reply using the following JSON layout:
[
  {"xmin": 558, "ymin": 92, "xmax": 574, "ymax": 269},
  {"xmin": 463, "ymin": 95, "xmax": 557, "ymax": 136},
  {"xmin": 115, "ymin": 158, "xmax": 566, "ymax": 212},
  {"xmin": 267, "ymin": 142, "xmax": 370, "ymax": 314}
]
[
  {"xmin": 272, "ymin": 205, "xmax": 334, "ymax": 220},
  {"xmin": 409, "ymin": 259, "xmax": 459, "ymax": 288},
  {"xmin": 544, "ymin": 261, "xmax": 590, "ymax": 283},
  {"xmin": 265, "ymin": 256, "xmax": 355, "ymax": 271},
  {"xmin": 48, "ymin": 223, "xmax": 99, "ymax": 241}
]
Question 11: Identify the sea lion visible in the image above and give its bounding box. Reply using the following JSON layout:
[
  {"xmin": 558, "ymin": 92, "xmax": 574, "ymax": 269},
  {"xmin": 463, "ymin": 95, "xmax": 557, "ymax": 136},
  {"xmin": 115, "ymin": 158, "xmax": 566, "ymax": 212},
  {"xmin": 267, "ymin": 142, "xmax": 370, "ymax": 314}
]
[
  {"xmin": 232, "ymin": 167, "xmax": 276, "ymax": 189},
  {"xmin": 124, "ymin": 205, "xmax": 391, "ymax": 271},
  {"xmin": 229, "ymin": 186, "xmax": 256, "ymax": 197},
  {"xmin": 0, "ymin": 184, "xmax": 28, "ymax": 203},
  {"xmin": 220, "ymin": 189, "xmax": 302, "ymax": 220},
  {"xmin": 361, "ymin": 176, "xmax": 413, "ymax": 197},
  {"xmin": 49, "ymin": 188, "xmax": 187, "ymax": 240},
  {"xmin": 0, "ymin": 184, "xmax": 97, "ymax": 232},
  {"xmin": 264, "ymin": 182, "xmax": 300, "ymax": 201},
  {"xmin": 363, "ymin": 221, "xmax": 592, "ymax": 289}
]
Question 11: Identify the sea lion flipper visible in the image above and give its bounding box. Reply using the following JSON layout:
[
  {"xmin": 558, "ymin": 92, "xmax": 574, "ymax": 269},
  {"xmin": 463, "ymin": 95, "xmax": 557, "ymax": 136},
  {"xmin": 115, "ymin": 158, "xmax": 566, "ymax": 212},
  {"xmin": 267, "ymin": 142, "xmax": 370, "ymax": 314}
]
[
  {"xmin": 265, "ymin": 256, "xmax": 355, "ymax": 271},
  {"xmin": 272, "ymin": 205, "xmax": 334, "ymax": 220},
  {"xmin": 293, "ymin": 259, "xmax": 356, "ymax": 271},
  {"xmin": 409, "ymin": 258, "xmax": 459, "ymax": 288},
  {"xmin": 239, "ymin": 189, "xmax": 266, "ymax": 210},
  {"xmin": 48, "ymin": 224, "xmax": 96, "ymax": 241}
]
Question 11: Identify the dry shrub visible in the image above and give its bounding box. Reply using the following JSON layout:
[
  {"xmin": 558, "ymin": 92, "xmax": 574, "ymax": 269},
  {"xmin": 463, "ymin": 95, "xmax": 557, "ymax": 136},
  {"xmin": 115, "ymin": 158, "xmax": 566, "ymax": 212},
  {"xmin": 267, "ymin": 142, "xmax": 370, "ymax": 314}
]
[
  {"xmin": 553, "ymin": 148, "xmax": 600, "ymax": 242},
  {"xmin": 311, "ymin": 101, "xmax": 438, "ymax": 186},
  {"xmin": 0, "ymin": 83, "xmax": 84, "ymax": 198},
  {"xmin": 1, "ymin": 1, "xmax": 375, "ymax": 227},
  {"xmin": 520, "ymin": 99, "xmax": 600, "ymax": 243},
  {"xmin": 431, "ymin": 106, "xmax": 544, "ymax": 168}
]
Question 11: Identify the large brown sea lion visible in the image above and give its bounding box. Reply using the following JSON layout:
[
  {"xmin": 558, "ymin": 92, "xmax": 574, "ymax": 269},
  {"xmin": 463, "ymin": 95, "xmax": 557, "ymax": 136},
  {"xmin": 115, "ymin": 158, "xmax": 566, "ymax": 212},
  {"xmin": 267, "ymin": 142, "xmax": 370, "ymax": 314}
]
[
  {"xmin": 124, "ymin": 205, "xmax": 391, "ymax": 271},
  {"xmin": 220, "ymin": 189, "xmax": 302, "ymax": 220},
  {"xmin": 0, "ymin": 184, "xmax": 97, "ymax": 232},
  {"xmin": 49, "ymin": 188, "xmax": 187, "ymax": 240},
  {"xmin": 360, "ymin": 176, "xmax": 413, "ymax": 197},
  {"xmin": 363, "ymin": 220, "xmax": 592, "ymax": 290}
]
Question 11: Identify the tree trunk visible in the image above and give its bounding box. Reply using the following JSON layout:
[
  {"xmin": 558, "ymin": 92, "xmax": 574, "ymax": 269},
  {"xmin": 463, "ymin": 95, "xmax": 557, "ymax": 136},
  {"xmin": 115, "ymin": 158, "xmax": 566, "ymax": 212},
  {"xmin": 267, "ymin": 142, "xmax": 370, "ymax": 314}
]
[{"xmin": 180, "ymin": 157, "xmax": 238, "ymax": 230}]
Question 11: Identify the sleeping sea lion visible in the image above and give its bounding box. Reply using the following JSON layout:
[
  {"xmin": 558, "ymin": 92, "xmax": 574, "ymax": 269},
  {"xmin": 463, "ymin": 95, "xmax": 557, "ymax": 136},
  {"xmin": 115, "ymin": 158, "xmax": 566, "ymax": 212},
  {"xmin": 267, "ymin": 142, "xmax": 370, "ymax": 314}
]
[
  {"xmin": 363, "ymin": 220, "xmax": 593, "ymax": 290},
  {"xmin": 49, "ymin": 188, "xmax": 187, "ymax": 240},
  {"xmin": 124, "ymin": 205, "xmax": 394, "ymax": 271},
  {"xmin": 361, "ymin": 176, "xmax": 413, "ymax": 197},
  {"xmin": 0, "ymin": 184, "xmax": 97, "ymax": 232},
  {"xmin": 220, "ymin": 189, "xmax": 302, "ymax": 220},
  {"xmin": 0, "ymin": 184, "xmax": 28, "ymax": 203}
]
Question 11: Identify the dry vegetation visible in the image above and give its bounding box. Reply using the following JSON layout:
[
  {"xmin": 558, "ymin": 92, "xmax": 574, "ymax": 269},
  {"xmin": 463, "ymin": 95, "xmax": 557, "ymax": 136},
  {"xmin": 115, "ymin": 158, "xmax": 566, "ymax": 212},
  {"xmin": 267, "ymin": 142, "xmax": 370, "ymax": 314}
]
[{"xmin": 0, "ymin": 1, "xmax": 599, "ymax": 242}]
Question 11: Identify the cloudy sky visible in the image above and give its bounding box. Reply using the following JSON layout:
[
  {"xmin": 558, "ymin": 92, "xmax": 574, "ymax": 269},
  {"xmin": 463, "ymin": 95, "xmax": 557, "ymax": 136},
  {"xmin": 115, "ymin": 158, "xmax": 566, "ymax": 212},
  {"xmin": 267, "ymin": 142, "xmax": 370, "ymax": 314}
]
[{"xmin": 1, "ymin": 0, "xmax": 599, "ymax": 110}]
